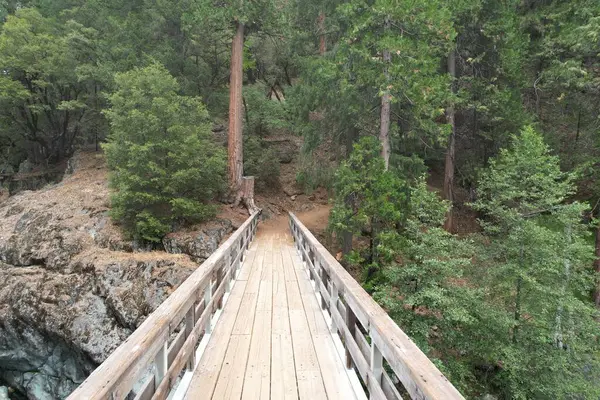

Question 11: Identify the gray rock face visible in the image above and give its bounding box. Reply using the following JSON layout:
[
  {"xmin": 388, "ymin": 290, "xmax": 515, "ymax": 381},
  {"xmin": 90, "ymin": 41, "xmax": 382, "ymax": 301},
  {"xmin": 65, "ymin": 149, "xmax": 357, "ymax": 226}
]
[
  {"xmin": 162, "ymin": 219, "xmax": 233, "ymax": 262},
  {"xmin": 0, "ymin": 152, "xmax": 213, "ymax": 399}
]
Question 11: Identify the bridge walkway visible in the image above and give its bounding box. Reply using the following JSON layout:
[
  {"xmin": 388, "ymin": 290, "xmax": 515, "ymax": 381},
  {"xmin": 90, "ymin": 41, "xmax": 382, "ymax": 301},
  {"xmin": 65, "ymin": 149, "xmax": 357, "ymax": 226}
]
[{"xmin": 184, "ymin": 229, "xmax": 362, "ymax": 399}]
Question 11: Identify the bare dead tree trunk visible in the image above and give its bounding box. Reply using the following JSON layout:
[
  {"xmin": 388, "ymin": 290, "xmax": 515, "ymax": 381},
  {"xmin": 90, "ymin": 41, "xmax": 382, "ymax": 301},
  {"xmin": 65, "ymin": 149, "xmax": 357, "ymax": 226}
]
[
  {"xmin": 379, "ymin": 17, "xmax": 391, "ymax": 170},
  {"xmin": 228, "ymin": 20, "xmax": 245, "ymax": 203},
  {"xmin": 318, "ymin": 12, "xmax": 326, "ymax": 55},
  {"xmin": 443, "ymin": 49, "xmax": 456, "ymax": 232}
]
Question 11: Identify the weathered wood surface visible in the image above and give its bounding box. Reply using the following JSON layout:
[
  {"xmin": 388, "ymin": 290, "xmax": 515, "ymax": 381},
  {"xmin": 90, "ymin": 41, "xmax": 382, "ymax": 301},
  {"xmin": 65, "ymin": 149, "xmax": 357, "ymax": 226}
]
[
  {"xmin": 68, "ymin": 210, "xmax": 464, "ymax": 400},
  {"xmin": 66, "ymin": 211, "xmax": 260, "ymax": 400},
  {"xmin": 184, "ymin": 231, "xmax": 361, "ymax": 400},
  {"xmin": 289, "ymin": 212, "xmax": 465, "ymax": 400}
]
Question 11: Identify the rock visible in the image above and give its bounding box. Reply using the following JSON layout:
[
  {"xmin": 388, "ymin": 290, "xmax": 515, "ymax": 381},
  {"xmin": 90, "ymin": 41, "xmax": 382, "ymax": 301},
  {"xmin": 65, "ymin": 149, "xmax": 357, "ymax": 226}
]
[
  {"xmin": 283, "ymin": 184, "xmax": 303, "ymax": 197},
  {"xmin": 162, "ymin": 219, "xmax": 233, "ymax": 263},
  {"xmin": 64, "ymin": 152, "xmax": 82, "ymax": 176},
  {"xmin": 211, "ymin": 124, "xmax": 225, "ymax": 133},
  {"xmin": 291, "ymin": 195, "xmax": 297, "ymax": 201},
  {"xmin": 0, "ymin": 164, "xmax": 14, "ymax": 175},
  {"xmin": 0, "ymin": 255, "xmax": 195, "ymax": 399},
  {"xmin": 17, "ymin": 160, "xmax": 33, "ymax": 174},
  {"xmin": 264, "ymin": 138, "xmax": 298, "ymax": 164},
  {"xmin": 0, "ymin": 151, "xmax": 221, "ymax": 399},
  {"xmin": 0, "ymin": 387, "xmax": 7, "ymax": 400}
]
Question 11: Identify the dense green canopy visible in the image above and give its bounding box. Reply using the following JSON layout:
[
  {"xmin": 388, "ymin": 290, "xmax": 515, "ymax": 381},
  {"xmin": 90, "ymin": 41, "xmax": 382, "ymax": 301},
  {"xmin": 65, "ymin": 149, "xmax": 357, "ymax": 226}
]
[{"xmin": 0, "ymin": 0, "xmax": 598, "ymax": 397}]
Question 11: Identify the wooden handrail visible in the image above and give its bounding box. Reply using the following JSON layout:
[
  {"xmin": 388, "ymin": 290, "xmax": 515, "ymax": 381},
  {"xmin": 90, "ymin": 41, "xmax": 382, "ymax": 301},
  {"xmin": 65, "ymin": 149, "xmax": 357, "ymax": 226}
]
[
  {"xmin": 68, "ymin": 211, "xmax": 261, "ymax": 400},
  {"xmin": 289, "ymin": 212, "xmax": 464, "ymax": 400}
]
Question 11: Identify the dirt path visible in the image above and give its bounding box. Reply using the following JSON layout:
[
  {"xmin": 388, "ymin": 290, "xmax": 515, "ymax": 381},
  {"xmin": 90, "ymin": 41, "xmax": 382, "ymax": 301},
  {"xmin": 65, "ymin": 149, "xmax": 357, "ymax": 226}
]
[{"xmin": 259, "ymin": 203, "xmax": 331, "ymax": 236}]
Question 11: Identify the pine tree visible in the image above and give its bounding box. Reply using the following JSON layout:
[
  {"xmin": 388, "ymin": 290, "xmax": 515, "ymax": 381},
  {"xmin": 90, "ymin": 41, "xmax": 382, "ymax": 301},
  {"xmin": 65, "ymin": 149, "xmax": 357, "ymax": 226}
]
[
  {"xmin": 104, "ymin": 64, "xmax": 226, "ymax": 242},
  {"xmin": 473, "ymin": 126, "xmax": 600, "ymax": 398}
]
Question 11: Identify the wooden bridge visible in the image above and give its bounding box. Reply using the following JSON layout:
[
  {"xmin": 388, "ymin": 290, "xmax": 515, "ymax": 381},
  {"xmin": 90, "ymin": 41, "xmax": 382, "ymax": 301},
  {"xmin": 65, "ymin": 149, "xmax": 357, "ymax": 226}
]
[{"xmin": 67, "ymin": 212, "xmax": 464, "ymax": 400}]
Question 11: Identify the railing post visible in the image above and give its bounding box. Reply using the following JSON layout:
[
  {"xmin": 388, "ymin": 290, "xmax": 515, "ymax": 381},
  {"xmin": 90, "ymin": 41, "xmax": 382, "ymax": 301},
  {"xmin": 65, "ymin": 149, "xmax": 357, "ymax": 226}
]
[
  {"xmin": 204, "ymin": 282, "xmax": 213, "ymax": 334},
  {"xmin": 330, "ymin": 283, "xmax": 339, "ymax": 333},
  {"xmin": 154, "ymin": 342, "xmax": 168, "ymax": 388},
  {"xmin": 226, "ymin": 251, "xmax": 234, "ymax": 287},
  {"xmin": 370, "ymin": 339, "xmax": 383, "ymax": 398},
  {"xmin": 185, "ymin": 307, "xmax": 195, "ymax": 371},
  {"xmin": 319, "ymin": 261, "xmax": 327, "ymax": 310},
  {"xmin": 216, "ymin": 268, "xmax": 223, "ymax": 309},
  {"xmin": 345, "ymin": 306, "xmax": 356, "ymax": 369}
]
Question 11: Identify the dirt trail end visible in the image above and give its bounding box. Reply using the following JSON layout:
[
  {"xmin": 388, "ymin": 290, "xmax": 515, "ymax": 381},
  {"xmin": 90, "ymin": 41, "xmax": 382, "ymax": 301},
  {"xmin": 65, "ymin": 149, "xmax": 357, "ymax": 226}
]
[{"xmin": 258, "ymin": 203, "xmax": 331, "ymax": 236}]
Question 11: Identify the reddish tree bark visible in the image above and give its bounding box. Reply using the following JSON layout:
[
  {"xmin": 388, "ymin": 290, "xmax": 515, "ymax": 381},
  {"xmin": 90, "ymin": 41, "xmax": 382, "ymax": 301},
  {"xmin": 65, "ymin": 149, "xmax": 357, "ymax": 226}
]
[
  {"xmin": 443, "ymin": 49, "xmax": 456, "ymax": 232},
  {"xmin": 228, "ymin": 21, "xmax": 245, "ymax": 200}
]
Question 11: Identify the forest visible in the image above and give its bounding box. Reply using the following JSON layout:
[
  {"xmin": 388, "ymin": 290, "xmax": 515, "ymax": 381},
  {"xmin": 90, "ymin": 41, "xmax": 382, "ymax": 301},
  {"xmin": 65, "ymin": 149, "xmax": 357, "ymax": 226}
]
[{"xmin": 0, "ymin": 0, "xmax": 599, "ymax": 398}]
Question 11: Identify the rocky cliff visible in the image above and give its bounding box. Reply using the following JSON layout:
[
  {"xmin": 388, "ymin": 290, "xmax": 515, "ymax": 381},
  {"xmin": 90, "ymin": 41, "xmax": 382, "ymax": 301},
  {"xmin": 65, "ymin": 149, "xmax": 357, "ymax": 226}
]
[{"xmin": 0, "ymin": 152, "xmax": 235, "ymax": 399}]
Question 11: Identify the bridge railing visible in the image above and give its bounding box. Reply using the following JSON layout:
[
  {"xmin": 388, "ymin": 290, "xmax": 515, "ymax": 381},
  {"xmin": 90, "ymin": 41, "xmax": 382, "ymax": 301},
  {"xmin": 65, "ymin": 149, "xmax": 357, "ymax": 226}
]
[
  {"xmin": 289, "ymin": 212, "xmax": 464, "ymax": 400},
  {"xmin": 68, "ymin": 211, "xmax": 261, "ymax": 400}
]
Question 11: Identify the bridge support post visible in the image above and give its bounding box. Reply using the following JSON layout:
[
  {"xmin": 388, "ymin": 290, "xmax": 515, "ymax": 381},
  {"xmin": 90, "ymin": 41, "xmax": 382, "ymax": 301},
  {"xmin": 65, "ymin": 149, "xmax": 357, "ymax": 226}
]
[
  {"xmin": 345, "ymin": 306, "xmax": 356, "ymax": 369},
  {"xmin": 154, "ymin": 342, "xmax": 168, "ymax": 387},
  {"xmin": 319, "ymin": 260, "xmax": 328, "ymax": 310},
  {"xmin": 370, "ymin": 340, "xmax": 383, "ymax": 398},
  {"xmin": 330, "ymin": 283, "xmax": 339, "ymax": 334},
  {"xmin": 204, "ymin": 283, "xmax": 213, "ymax": 334},
  {"xmin": 185, "ymin": 308, "xmax": 196, "ymax": 371}
]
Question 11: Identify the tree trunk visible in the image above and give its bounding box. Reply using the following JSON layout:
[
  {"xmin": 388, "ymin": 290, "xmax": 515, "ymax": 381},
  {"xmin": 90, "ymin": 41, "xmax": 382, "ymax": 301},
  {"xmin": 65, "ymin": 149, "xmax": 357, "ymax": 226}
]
[
  {"xmin": 379, "ymin": 17, "xmax": 391, "ymax": 170},
  {"xmin": 241, "ymin": 176, "xmax": 259, "ymax": 215},
  {"xmin": 317, "ymin": 12, "xmax": 326, "ymax": 55},
  {"xmin": 443, "ymin": 49, "xmax": 457, "ymax": 232},
  {"xmin": 594, "ymin": 216, "xmax": 600, "ymax": 308},
  {"xmin": 228, "ymin": 21, "xmax": 245, "ymax": 201}
]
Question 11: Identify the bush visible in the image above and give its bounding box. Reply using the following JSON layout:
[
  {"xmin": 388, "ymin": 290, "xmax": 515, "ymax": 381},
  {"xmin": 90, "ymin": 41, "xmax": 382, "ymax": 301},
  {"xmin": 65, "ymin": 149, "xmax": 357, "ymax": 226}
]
[
  {"xmin": 295, "ymin": 153, "xmax": 335, "ymax": 194},
  {"xmin": 104, "ymin": 64, "xmax": 226, "ymax": 242},
  {"xmin": 244, "ymin": 135, "xmax": 280, "ymax": 192}
]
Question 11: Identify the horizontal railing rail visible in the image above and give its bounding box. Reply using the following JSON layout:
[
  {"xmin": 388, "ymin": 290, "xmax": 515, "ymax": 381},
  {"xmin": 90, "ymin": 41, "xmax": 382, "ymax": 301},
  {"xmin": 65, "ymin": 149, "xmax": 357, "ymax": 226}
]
[
  {"xmin": 68, "ymin": 211, "xmax": 261, "ymax": 400},
  {"xmin": 289, "ymin": 212, "xmax": 464, "ymax": 400}
]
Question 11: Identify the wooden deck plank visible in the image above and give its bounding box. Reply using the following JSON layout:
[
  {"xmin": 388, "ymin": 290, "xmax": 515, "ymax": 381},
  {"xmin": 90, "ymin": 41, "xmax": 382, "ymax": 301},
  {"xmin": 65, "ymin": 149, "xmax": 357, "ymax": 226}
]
[
  {"xmin": 185, "ymin": 231, "xmax": 360, "ymax": 400},
  {"xmin": 184, "ymin": 280, "xmax": 247, "ymax": 398},
  {"xmin": 287, "ymin": 269, "xmax": 328, "ymax": 399},
  {"xmin": 289, "ymin": 241, "xmax": 359, "ymax": 400},
  {"xmin": 272, "ymin": 247, "xmax": 291, "ymax": 335},
  {"xmin": 211, "ymin": 334, "xmax": 252, "ymax": 399},
  {"xmin": 241, "ymin": 309, "xmax": 272, "ymax": 400},
  {"xmin": 271, "ymin": 333, "xmax": 299, "ymax": 400},
  {"xmin": 232, "ymin": 292, "xmax": 258, "ymax": 335},
  {"xmin": 237, "ymin": 241, "xmax": 259, "ymax": 281}
]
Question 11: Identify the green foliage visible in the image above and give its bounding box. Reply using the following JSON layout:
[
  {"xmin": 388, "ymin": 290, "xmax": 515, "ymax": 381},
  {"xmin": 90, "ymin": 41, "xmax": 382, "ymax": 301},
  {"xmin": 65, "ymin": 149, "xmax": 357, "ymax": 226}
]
[
  {"xmin": 104, "ymin": 64, "xmax": 226, "ymax": 242},
  {"xmin": 242, "ymin": 83, "xmax": 288, "ymax": 137},
  {"xmin": 295, "ymin": 153, "xmax": 336, "ymax": 194},
  {"xmin": 373, "ymin": 180, "xmax": 490, "ymax": 393},
  {"xmin": 0, "ymin": 8, "xmax": 100, "ymax": 164},
  {"xmin": 243, "ymin": 135, "xmax": 280, "ymax": 192},
  {"xmin": 472, "ymin": 127, "xmax": 600, "ymax": 399},
  {"xmin": 288, "ymin": 0, "xmax": 456, "ymax": 161},
  {"xmin": 329, "ymin": 136, "xmax": 409, "ymax": 283}
]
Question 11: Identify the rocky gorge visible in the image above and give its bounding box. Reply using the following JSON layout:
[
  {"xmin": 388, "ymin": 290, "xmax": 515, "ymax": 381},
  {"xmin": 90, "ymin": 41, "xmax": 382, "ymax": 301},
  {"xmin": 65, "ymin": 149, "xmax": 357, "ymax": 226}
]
[{"xmin": 0, "ymin": 152, "xmax": 241, "ymax": 399}]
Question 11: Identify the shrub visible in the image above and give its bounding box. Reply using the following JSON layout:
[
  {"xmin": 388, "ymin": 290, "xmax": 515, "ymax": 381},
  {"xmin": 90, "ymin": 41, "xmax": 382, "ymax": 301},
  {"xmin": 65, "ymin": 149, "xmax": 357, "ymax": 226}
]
[
  {"xmin": 244, "ymin": 135, "xmax": 280, "ymax": 192},
  {"xmin": 104, "ymin": 64, "xmax": 226, "ymax": 242}
]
